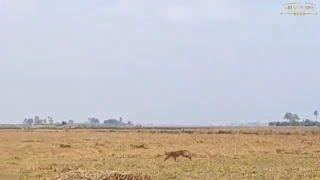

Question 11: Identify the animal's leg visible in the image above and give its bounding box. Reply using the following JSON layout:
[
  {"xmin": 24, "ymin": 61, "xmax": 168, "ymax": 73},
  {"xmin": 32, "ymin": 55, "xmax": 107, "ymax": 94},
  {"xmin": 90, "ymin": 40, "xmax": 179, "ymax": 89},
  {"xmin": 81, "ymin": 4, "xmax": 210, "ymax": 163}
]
[{"xmin": 164, "ymin": 156, "xmax": 169, "ymax": 161}]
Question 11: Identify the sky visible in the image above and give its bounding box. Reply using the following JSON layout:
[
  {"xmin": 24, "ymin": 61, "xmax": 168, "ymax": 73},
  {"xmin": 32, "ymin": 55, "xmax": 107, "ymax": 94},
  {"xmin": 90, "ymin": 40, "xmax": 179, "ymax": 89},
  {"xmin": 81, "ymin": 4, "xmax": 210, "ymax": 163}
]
[{"xmin": 0, "ymin": 0, "xmax": 319, "ymax": 125}]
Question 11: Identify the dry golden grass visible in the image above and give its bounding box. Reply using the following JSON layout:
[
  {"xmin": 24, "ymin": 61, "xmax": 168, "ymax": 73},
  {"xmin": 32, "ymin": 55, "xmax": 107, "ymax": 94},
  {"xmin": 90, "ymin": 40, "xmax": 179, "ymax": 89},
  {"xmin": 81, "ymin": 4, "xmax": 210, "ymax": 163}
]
[{"xmin": 1, "ymin": 127, "xmax": 320, "ymax": 179}]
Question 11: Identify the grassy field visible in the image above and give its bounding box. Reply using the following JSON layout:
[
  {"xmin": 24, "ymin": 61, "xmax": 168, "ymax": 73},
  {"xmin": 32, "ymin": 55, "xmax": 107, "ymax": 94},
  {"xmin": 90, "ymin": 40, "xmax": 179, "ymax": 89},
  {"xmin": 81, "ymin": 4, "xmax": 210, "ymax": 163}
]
[{"xmin": 1, "ymin": 127, "xmax": 320, "ymax": 179}]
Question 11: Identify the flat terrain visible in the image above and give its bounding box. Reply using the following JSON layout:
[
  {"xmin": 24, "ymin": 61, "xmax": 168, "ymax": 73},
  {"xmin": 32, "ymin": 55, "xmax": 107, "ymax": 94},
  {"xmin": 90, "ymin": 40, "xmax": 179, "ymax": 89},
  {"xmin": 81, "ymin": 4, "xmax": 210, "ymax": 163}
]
[{"xmin": 1, "ymin": 127, "xmax": 320, "ymax": 179}]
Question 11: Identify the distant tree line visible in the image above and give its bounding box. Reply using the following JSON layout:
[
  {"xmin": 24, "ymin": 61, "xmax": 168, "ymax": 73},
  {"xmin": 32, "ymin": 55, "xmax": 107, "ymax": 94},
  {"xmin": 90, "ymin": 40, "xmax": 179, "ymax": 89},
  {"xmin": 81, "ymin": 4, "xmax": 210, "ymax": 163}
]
[
  {"xmin": 23, "ymin": 116, "xmax": 74, "ymax": 126},
  {"xmin": 269, "ymin": 111, "xmax": 320, "ymax": 126},
  {"xmin": 22, "ymin": 116, "xmax": 133, "ymax": 127},
  {"xmin": 23, "ymin": 116, "xmax": 54, "ymax": 125},
  {"xmin": 88, "ymin": 117, "xmax": 132, "ymax": 126}
]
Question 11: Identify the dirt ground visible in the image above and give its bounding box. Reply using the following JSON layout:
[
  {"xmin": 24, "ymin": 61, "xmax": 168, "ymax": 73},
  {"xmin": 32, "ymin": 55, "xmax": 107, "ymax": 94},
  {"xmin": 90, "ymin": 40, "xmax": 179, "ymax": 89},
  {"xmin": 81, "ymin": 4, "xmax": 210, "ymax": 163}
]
[{"xmin": 1, "ymin": 127, "xmax": 320, "ymax": 179}]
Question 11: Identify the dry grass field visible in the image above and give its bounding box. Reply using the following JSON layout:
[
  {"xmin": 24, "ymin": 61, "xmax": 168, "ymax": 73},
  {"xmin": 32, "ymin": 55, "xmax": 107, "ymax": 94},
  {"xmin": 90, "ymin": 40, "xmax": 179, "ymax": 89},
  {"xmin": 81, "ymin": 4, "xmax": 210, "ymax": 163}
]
[{"xmin": 1, "ymin": 127, "xmax": 320, "ymax": 179}]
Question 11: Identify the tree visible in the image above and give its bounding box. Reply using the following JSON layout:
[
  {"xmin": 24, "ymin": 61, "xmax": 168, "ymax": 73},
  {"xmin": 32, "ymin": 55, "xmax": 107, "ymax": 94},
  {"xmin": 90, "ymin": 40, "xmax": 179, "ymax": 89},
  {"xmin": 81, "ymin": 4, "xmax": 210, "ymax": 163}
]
[
  {"xmin": 34, "ymin": 116, "xmax": 40, "ymax": 124},
  {"xmin": 283, "ymin": 112, "xmax": 293, "ymax": 122},
  {"xmin": 48, "ymin": 116, "xmax": 54, "ymax": 124},
  {"xmin": 313, "ymin": 111, "xmax": 319, "ymax": 121},
  {"xmin": 293, "ymin": 114, "xmax": 300, "ymax": 121},
  {"xmin": 283, "ymin": 112, "xmax": 300, "ymax": 123},
  {"xmin": 88, "ymin": 117, "xmax": 100, "ymax": 124},
  {"xmin": 23, "ymin": 118, "xmax": 33, "ymax": 125}
]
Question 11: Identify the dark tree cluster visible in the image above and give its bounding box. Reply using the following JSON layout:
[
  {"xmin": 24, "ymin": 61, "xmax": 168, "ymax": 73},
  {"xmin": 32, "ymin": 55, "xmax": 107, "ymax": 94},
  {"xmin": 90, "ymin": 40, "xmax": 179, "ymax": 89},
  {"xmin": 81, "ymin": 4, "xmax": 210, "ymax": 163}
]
[{"xmin": 269, "ymin": 111, "xmax": 320, "ymax": 127}]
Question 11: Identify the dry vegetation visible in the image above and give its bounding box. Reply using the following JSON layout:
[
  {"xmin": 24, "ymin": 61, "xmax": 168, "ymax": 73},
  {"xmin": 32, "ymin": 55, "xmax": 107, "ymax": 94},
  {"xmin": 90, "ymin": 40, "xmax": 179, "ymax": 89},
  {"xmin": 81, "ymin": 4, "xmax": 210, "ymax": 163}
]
[{"xmin": 1, "ymin": 127, "xmax": 320, "ymax": 179}]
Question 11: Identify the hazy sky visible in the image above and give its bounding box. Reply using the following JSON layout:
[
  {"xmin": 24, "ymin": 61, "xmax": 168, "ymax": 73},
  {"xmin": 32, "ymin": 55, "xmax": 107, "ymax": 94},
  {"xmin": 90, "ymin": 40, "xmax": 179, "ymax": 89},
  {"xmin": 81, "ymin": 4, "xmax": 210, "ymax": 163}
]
[{"xmin": 1, "ymin": 0, "xmax": 319, "ymax": 125}]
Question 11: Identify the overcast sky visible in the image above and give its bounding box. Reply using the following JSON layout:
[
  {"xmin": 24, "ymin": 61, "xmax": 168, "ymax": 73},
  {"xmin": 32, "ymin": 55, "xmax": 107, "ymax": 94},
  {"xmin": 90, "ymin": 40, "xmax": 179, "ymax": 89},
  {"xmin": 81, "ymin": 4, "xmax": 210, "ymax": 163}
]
[{"xmin": 1, "ymin": 0, "xmax": 319, "ymax": 125}]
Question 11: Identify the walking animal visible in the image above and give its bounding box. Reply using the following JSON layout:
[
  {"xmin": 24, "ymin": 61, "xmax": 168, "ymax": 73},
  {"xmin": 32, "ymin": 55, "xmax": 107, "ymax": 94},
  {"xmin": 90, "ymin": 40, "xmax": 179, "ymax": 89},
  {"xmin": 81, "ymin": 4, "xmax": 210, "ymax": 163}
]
[{"xmin": 164, "ymin": 150, "xmax": 192, "ymax": 161}]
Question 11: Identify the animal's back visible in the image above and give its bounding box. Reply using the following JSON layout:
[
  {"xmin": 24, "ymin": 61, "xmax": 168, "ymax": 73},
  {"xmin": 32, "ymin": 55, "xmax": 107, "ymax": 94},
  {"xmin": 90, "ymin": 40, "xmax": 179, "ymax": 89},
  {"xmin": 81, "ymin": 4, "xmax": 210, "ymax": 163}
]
[{"xmin": 180, "ymin": 150, "xmax": 191, "ymax": 158}]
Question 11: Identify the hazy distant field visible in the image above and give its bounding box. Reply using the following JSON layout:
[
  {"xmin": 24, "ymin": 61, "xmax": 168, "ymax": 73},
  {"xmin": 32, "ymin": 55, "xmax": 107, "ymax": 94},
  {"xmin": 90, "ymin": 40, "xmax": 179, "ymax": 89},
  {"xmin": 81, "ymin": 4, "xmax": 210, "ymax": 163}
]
[{"xmin": 1, "ymin": 127, "xmax": 320, "ymax": 179}]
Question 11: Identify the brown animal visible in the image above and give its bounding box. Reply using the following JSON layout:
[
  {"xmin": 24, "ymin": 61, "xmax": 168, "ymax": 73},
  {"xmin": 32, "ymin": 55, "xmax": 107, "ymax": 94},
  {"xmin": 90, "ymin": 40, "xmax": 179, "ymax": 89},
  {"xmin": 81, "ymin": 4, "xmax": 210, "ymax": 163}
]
[
  {"xmin": 164, "ymin": 150, "xmax": 192, "ymax": 161},
  {"xmin": 130, "ymin": 144, "xmax": 148, "ymax": 149}
]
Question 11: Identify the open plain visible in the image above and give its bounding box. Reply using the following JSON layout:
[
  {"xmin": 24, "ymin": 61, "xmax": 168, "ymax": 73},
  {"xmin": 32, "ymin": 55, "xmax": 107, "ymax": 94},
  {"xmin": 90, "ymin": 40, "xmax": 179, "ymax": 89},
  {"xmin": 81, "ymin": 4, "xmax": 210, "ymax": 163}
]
[{"xmin": 1, "ymin": 127, "xmax": 320, "ymax": 179}]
